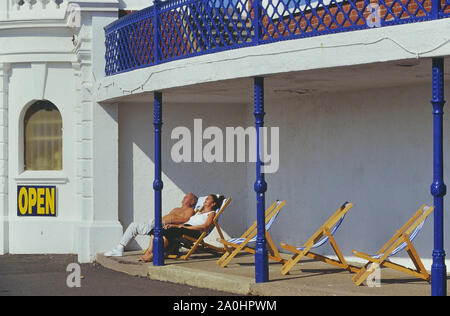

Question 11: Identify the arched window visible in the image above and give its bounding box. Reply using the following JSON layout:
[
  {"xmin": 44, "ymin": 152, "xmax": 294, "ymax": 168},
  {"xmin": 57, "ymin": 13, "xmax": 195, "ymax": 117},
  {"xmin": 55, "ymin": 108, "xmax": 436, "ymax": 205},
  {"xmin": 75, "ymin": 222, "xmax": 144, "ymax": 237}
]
[{"xmin": 24, "ymin": 101, "xmax": 62, "ymax": 171}]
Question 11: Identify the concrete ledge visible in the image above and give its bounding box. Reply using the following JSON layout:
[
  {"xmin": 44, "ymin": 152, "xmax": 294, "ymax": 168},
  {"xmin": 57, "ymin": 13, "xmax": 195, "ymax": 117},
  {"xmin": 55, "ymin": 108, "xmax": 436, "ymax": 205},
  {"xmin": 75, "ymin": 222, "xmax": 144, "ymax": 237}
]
[
  {"xmin": 96, "ymin": 252, "xmax": 254, "ymax": 295},
  {"xmin": 95, "ymin": 252, "xmax": 369, "ymax": 296},
  {"xmin": 96, "ymin": 253, "xmax": 149, "ymax": 277},
  {"xmin": 96, "ymin": 251, "xmax": 439, "ymax": 296},
  {"xmin": 148, "ymin": 265, "xmax": 254, "ymax": 295}
]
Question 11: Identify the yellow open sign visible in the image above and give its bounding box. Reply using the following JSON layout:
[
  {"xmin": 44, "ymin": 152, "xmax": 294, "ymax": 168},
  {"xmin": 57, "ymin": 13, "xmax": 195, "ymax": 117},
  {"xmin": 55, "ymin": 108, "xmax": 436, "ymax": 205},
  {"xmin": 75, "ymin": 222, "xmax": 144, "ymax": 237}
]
[{"xmin": 17, "ymin": 186, "xmax": 56, "ymax": 217}]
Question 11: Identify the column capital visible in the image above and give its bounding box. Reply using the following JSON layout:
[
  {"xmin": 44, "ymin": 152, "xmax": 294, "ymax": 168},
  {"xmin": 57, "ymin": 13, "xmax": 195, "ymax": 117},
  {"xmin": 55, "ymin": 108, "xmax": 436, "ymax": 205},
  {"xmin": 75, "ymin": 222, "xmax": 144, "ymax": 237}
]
[{"xmin": 0, "ymin": 63, "xmax": 11, "ymax": 75}]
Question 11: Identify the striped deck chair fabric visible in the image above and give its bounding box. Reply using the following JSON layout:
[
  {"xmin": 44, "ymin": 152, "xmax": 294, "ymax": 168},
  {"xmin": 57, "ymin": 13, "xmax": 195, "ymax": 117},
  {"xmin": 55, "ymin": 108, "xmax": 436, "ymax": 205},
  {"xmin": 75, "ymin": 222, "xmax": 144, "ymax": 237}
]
[
  {"xmin": 168, "ymin": 195, "xmax": 231, "ymax": 260},
  {"xmin": 280, "ymin": 202, "xmax": 359, "ymax": 275},
  {"xmin": 226, "ymin": 208, "xmax": 281, "ymax": 245},
  {"xmin": 352, "ymin": 204, "xmax": 434, "ymax": 286},
  {"xmin": 216, "ymin": 200, "xmax": 287, "ymax": 268}
]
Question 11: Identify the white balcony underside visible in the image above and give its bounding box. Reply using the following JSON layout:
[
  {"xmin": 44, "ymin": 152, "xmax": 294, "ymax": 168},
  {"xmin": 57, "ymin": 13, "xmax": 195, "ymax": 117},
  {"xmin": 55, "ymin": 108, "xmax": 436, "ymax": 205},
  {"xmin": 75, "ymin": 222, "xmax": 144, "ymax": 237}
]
[{"xmin": 96, "ymin": 18, "xmax": 450, "ymax": 104}]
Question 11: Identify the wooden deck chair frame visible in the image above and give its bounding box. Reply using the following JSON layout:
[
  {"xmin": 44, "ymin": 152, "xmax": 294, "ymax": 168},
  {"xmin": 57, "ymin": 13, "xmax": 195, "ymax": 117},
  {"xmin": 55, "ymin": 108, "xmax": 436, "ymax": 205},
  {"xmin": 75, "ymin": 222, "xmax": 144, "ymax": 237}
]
[
  {"xmin": 280, "ymin": 202, "xmax": 359, "ymax": 275},
  {"xmin": 216, "ymin": 200, "xmax": 287, "ymax": 268},
  {"xmin": 167, "ymin": 197, "xmax": 231, "ymax": 260},
  {"xmin": 351, "ymin": 204, "xmax": 434, "ymax": 286}
]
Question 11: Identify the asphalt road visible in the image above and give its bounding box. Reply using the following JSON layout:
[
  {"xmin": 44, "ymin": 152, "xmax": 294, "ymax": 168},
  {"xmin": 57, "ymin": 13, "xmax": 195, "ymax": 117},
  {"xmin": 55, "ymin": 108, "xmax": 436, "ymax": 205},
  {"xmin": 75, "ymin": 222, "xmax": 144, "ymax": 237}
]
[{"xmin": 0, "ymin": 254, "xmax": 236, "ymax": 296}]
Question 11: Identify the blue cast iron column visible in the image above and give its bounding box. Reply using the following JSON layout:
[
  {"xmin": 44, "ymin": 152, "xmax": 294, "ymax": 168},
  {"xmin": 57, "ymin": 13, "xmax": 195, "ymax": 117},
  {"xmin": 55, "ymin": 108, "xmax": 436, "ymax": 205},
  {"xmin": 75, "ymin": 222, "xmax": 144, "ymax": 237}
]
[
  {"xmin": 430, "ymin": 58, "xmax": 447, "ymax": 296},
  {"xmin": 254, "ymin": 77, "xmax": 268, "ymax": 283},
  {"xmin": 153, "ymin": 91, "xmax": 164, "ymax": 266}
]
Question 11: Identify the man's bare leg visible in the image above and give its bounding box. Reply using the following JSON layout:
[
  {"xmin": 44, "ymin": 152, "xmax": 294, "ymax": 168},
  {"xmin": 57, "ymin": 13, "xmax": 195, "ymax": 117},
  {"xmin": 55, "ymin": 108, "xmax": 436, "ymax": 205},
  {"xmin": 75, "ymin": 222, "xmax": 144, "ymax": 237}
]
[{"xmin": 140, "ymin": 236, "xmax": 168, "ymax": 262}]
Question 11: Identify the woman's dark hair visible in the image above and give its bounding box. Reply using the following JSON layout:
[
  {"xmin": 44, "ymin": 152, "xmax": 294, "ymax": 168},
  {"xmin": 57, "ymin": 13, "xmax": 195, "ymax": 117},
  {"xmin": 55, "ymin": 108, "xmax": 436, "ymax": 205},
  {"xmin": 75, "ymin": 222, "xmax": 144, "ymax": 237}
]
[
  {"xmin": 191, "ymin": 194, "xmax": 198, "ymax": 208},
  {"xmin": 209, "ymin": 194, "xmax": 225, "ymax": 211}
]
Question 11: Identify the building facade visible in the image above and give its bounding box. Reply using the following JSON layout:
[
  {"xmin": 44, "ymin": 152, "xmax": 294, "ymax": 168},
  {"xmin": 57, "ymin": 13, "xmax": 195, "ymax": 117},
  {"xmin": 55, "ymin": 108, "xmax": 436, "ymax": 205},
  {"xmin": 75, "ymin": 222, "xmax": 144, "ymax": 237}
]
[
  {"xmin": 1, "ymin": 0, "xmax": 450, "ymax": 293},
  {"xmin": 0, "ymin": 0, "xmax": 121, "ymax": 263}
]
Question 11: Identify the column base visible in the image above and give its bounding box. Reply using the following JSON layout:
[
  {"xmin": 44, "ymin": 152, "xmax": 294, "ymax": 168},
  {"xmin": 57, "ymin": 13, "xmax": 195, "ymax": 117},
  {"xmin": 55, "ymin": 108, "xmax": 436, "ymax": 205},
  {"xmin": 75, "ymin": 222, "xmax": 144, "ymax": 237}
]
[
  {"xmin": 76, "ymin": 221, "xmax": 123, "ymax": 263},
  {"xmin": 152, "ymin": 234, "xmax": 164, "ymax": 266},
  {"xmin": 0, "ymin": 217, "xmax": 8, "ymax": 255},
  {"xmin": 255, "ymin": 242, "xmax": 269, "ymax": 283},
  {"xmin": 431, "ymin": 250, "xmax": 447, "ymax": 296}
]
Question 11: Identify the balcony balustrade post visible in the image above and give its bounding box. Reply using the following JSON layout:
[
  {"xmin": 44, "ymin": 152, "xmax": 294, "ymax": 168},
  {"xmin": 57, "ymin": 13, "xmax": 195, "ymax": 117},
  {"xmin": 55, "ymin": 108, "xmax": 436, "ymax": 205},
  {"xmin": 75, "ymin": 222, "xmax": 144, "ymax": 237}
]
[
  {"xmin": 153, "ymin": 0, "xmax": 161, "ymax": 65},
  {"xmin": 431, "ymin": 0, "xmax": 441, "ymax": 19},
  {"xmin": 38, "ymin": 0, "xmax": 50, "ymax": 9},
  {"xmin": 153, "ymin": 91, "xmax": 164, "ymax": 266},
  {"xmin": 0, "ymin": 1, "xmax": 8, "ymax": 19},
  {"xmin": 24, "ymin": 0, "xmax": 32, "ymax": 9},
  {"xmin": 253, "ymin": 0, "xmax": 262, "ymax": 44},
  {"xmin": 12, "ymin": 0, "xmax": 21, "ymax": 10}
]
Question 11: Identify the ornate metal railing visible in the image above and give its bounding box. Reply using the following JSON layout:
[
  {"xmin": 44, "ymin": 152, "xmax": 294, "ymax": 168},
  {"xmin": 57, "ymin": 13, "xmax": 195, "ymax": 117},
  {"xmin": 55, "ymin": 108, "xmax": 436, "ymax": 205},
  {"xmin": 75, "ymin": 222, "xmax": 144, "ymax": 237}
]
[
  {"xmin": 105, "ymin": 0, "xmax": 450, "ymax": 76},
  {"xmin": 442, "ymin": 0, "xmax": 450, "ymax": 16}
]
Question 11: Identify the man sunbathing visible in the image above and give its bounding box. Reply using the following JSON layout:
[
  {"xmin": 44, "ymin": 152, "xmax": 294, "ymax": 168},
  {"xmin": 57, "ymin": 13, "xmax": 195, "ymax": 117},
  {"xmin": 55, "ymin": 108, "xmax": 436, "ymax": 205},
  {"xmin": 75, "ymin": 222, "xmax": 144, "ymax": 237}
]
[
  {"xmin": 104, "ymin": 193, "xmax": 198, "ymax": 257},
  {"xmin": 139, "ymin": 194, "xmax": 224, "ymax": 262}
]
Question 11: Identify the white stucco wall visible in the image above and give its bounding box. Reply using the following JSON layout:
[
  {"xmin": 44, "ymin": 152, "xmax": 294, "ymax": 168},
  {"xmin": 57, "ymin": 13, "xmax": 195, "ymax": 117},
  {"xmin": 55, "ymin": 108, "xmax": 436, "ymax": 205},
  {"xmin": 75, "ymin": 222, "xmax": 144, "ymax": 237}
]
[
  {"xmin": 118, "ymin": 101, "xmax": 250, "ymax": 250},
  {"xmin": 0, "ymin": 63, "xmax": 9, "ymax": 255},
  {"xmin": 117, "ymin": 80, "xmax": 450, "ymax": 270},
  {"xmin": 118, "ymin": 0, "xmax": 153, "ymax": 10},
  {"xmin": 75, "ymin": 6, "xmax": 123, "ymax": 263},
  {"xmin": 96, "ymin": 10, "xmax": 450, "ymax": 268},
  {"xmin": 262, "ymin": 82, "xmax": 450, "ymax": 269},
  {"xmin": 0, "ymin": 0, "xmax": 122, "ymax": 261},
  {"xmin": 1, "ymin": 0, "xmax": 449, "ymax": 272},
  {"xmin": 8, "ymin": 62, "xmax": 77, "ymax": 253}
]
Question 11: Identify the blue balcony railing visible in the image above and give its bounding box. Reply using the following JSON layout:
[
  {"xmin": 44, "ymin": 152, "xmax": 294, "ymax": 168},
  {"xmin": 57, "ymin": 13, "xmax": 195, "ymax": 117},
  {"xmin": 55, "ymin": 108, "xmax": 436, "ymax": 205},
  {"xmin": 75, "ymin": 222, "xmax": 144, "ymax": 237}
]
[{"xmin": 105, "ymin": 0, "xmax": 450, "ymax": 76}]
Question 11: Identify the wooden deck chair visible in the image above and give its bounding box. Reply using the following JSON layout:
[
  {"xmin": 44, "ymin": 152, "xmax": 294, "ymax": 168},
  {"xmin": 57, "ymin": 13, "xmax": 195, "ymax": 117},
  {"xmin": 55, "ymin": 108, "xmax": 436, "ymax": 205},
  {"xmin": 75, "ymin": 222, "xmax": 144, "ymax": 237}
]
[
  {"xmin": 280, "ymin": 202, "xmax": 359, "ymax": 275},
  {"xmin": 167, "ymin": 196, "xmax": 231, "ymax": 260},
  {"xmin": 216, "ymin": 200, "xmax": 287, "ymax": 268},
  {"xmin": 351, "ymin": 204, "xmax": 434, "ymax": 286}
]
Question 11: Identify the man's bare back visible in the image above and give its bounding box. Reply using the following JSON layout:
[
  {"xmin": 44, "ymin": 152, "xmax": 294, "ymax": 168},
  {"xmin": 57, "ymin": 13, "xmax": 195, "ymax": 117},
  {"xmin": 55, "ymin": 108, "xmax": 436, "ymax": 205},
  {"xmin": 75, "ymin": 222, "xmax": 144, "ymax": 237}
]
[
  {"xmin": 104, "ymin": 193, "xmax": 198, "ymax": 257},
  {"xmin": 162, "ymin": 193, "xmax": 197, "ymax": 225},
  {"xmin": 163, "ymin": 205, "xmax": 195, "ymax": 225}
]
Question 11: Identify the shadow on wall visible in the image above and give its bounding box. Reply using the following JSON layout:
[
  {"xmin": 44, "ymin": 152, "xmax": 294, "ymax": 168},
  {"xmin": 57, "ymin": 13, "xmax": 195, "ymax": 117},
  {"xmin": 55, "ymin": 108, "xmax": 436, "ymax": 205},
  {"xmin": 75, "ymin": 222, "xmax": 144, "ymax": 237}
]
[
  {"xmin": 118, "ymin": 100, "xmax": 253, "ymax": 250},
  {"xmin": 117, "ymin": 81, "xmax": 450, "ymax": 262},
  {"xmin": 262, "ymin": 83, "xmax": 444, "ymax": 262}
]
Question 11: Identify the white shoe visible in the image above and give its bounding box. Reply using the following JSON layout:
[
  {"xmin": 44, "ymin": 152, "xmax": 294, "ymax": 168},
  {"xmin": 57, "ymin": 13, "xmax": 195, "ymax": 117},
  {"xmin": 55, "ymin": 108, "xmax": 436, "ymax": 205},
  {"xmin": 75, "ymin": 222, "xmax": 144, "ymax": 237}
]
[{"xmin": 104, "ymin": 248, "xmax": 123, "ymax": 257}]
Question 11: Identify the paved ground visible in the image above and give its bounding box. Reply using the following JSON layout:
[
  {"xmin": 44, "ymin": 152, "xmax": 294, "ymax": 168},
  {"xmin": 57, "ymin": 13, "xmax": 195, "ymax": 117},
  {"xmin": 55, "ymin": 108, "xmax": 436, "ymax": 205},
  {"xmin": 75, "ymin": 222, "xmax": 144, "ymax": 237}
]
[
  {"xmin": 0, "ymin": 254, "xmax": 236, "ymax": 296},
  {"xmin": 3, "ymin": 251, "xmax": 448, "ymax": 297},
  {"xmin": 97, "ymin": 250, "xmax": 450, "ymax": 296}
]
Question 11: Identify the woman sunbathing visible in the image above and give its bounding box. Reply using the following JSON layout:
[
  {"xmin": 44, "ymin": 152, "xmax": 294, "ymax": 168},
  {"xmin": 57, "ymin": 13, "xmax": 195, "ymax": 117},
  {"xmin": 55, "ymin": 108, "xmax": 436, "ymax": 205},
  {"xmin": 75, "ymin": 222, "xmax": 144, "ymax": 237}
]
[{"xmin": 139, "ymin": 194, "xmax": 224, "ymax": 262}]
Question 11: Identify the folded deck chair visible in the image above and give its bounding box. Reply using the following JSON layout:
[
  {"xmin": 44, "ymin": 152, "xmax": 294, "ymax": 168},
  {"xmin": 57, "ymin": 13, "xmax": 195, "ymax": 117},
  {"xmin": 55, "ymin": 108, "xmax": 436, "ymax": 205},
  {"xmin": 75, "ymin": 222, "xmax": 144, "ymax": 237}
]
[
  {"xmin": 351, "ymin": 204, "xmax": 434, "ymax": 286},
  {"xmin": 167, "ymin": 195, "xmax": 231, "ymax": 260},
  {"xmin": 279, "ymin": 202, "xmax": 358, "ymax": 275},
  {"xmin": 216, "ymin": 200, "xmax": 287, "ymax": 268}
]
